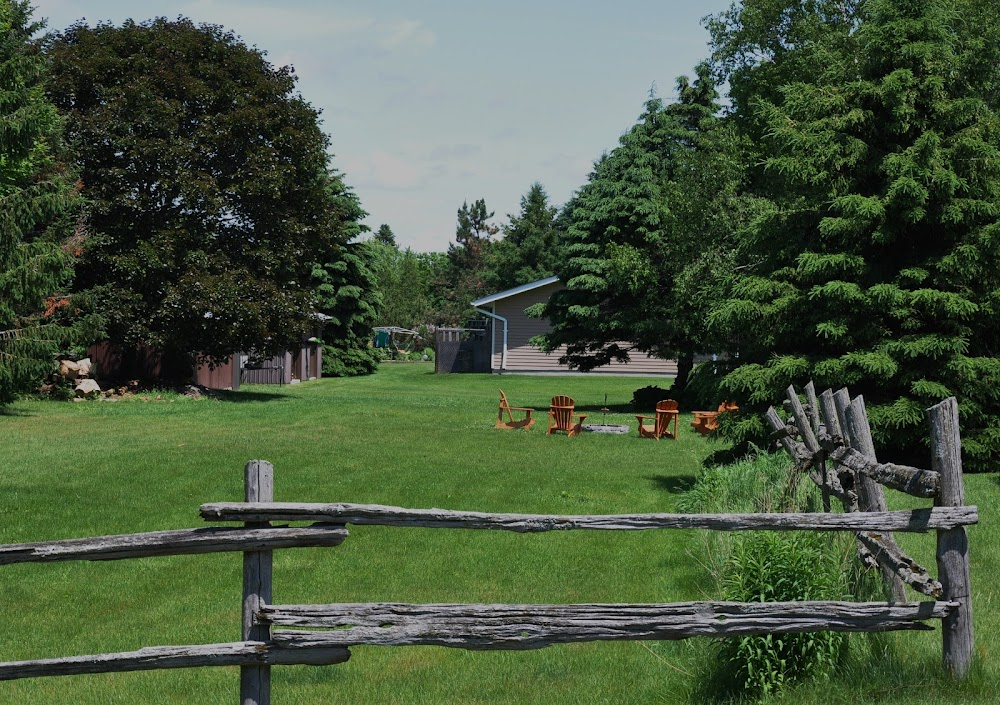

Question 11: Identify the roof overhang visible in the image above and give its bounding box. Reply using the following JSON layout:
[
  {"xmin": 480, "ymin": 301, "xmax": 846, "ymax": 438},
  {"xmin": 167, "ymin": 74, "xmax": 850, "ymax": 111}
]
[{"xmin": 470, "ymin": 276, "xmax": 560, "ymax": 307}]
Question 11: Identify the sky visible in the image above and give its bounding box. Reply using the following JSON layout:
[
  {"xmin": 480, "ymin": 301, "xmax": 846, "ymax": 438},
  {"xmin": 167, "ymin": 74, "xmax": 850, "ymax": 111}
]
[{"xmin": 32, "ymin": 0, "xmax": 735, "ymax": 252}]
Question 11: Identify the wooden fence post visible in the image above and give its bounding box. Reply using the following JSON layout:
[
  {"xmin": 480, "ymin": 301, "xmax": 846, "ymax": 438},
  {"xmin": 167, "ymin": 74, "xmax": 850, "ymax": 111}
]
[
  {"xmin": 844, "ymin": 395, "xmax": 907, "ymax": 603},
  {"xmin": 242, "ymin": 460, "xmax": 274, "ymax": 705},
  {"xmin": 928, "ymin": 399, "xmax": 974, "ymax": 678}
]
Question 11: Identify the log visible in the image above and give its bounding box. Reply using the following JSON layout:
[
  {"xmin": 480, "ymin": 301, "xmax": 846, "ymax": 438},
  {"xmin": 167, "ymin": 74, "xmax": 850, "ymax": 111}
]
[
  {"xmin": 822, "ymin": 443, "xmax": 939, "ymax": 498},
  {"xmin": 197, "ymin": 502, "xmax": 976, "ymax": 533},
  {"xmin": 264, "ymin": 601, "xmax": 954, "ymax": 650},
  {"xmin": 0, "ymin": 642, "xmax": 350, "ymax": 681},
  {"xmin": 930, "ymin": 398, "xmax": 974, "ymax": 678},
  {"xmin": 858, "ymin": 532, "xmax": 943, "ymax": 597},
  {"xmin": 0, "ymin": 525, "xmax": 349, "ymax": 566}
]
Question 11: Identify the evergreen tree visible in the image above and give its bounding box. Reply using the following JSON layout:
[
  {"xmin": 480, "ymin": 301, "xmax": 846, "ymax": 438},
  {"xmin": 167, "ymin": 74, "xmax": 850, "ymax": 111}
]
[
  {"xmin": 536, "ymin": 66, "xmax": 755, "ymax": 390},
  {"xmin": 0, "ymin": 0, "xmax": 97, "ymax": 403},
  {"xmin": 488, "ymin": 182, "xmax": 562, "ymax": 290},
  {"xmin": 312, "ymin": 171, "xmax": 380, "ymax": 377},
  {"xmin": 710, "ymin": 0, "xmax": 1000, "ymax": 469},
  {"xmin": 374, "ymin": 223, "xmax": 396, "ymax": 247},
  {"xmin": 439, "ymin": 198, "xmax": 497, "ymax": 324}
]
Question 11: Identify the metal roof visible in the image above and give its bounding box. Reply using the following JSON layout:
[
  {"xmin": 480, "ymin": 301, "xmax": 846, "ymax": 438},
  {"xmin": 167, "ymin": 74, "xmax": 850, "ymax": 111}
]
[{"xmin": 470, "ymin": 276, "xmax": 560, "ymax": 307}]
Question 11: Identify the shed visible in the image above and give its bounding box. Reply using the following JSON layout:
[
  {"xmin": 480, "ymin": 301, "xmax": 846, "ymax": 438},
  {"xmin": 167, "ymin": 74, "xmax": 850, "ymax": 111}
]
[{"xmin": 470, "ymin": 277, "xmax": 678, "ymax": 376}]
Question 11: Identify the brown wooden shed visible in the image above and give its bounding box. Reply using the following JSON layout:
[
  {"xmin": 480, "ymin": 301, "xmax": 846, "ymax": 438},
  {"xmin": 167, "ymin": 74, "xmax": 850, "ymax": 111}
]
[{"xmin": 470, "ymin": 277, "xmax": 678, "ymax": 376}]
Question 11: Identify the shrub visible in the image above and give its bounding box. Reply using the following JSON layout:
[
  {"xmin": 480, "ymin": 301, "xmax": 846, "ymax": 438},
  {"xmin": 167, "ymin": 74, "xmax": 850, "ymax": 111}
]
[{"xmin": 631, "ymin": 384, "xmax": 672, "ymax": 410}]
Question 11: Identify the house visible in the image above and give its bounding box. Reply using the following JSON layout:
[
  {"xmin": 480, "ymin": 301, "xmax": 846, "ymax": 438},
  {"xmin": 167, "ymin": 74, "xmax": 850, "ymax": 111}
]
[{"xmin": 469, "ymin": 277, "xmax": 678, "ymax": 376}]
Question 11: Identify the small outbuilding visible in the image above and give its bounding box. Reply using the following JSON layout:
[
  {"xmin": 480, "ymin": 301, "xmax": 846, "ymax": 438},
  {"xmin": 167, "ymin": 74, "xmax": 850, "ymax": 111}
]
[{"xmin": 469, "ymin": 277, "xmax": 678, "ymax": 376}]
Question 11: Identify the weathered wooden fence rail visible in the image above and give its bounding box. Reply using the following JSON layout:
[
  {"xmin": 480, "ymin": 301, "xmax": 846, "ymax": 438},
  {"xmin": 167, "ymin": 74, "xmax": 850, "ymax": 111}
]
[{"xmin": 0, "ymin": 393, "xmax": 977, "ymax": 702}]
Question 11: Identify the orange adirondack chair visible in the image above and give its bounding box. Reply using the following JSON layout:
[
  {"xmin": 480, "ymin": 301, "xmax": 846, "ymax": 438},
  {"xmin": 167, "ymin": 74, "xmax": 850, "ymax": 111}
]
[
  {"xmin": 635, "ymin": 399, "xmax": 680, "ymax": 440},
  {"xmin": 496, "ymin": 389, "xmax": 536, "ymax": 430},
  {"xmin": 691, "ymin": 401, "xmax": 738, "ymax": 436},
  {"xmin": 547, "ymin": 395, "xmax": 588, "ymax": 436}
]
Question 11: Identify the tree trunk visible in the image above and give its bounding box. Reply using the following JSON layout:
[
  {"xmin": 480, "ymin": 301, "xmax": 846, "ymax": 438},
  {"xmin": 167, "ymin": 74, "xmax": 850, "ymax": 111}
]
[{"xmin": 675, "ymin": 351, "xmax": 695, "ymax": 393}]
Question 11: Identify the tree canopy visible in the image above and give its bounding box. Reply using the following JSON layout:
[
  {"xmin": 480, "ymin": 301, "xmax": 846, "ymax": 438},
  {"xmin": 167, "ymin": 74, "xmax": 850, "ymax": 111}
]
[
  {"xmin": 46, "ymin": 17, "xmax": 348, "ymax": 369},
  {"xmin": 709, "ymin": 0, "xmax": 1000, "ymax": 468},
  {"xmin": 535, "ymin": 66, "xmax": 755, "ymax": 390},
  {"xmin": 487, "ymin": 182, "xmax": 563, "ymax": 291}
]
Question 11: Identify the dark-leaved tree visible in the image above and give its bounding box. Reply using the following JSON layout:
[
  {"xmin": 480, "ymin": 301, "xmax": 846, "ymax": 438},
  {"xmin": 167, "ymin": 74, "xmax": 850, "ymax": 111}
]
[{"xmin": 47, "ymin": 17, "xmax": 344, "ymax": 375}]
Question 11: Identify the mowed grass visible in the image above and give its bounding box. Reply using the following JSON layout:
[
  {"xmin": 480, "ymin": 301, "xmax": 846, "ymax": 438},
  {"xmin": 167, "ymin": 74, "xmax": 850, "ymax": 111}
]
[{"xmin": 0, "ymin": 363, "xmax": 997, "ymax": 704}]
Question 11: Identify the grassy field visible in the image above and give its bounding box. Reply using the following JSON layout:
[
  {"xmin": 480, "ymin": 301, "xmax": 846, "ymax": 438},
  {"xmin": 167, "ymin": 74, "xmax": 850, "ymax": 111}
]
[{"xmin": 0, "ymin": 364, "xmax": 996, "ymax": 704}]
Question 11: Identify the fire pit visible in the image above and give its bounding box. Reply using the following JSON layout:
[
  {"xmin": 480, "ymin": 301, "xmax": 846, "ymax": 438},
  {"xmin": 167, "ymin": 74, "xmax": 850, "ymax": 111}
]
[
  {"xmin": 581, "ymin": 393, "xmax": 629, "ymax": 434},
  {"xmin": 582, "ymin": 424, "xmax": 630, "ymax": 435}
]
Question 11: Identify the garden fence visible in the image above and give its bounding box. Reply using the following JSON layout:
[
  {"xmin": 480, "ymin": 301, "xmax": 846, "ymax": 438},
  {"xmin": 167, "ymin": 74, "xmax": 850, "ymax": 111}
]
[{"xmin": 0, "ymin": 391, "xmax": 976, "ymax": 703}]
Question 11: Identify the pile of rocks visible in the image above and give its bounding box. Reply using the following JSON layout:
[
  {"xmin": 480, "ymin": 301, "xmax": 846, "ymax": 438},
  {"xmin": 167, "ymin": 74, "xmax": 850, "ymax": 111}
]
[{"xmin": 56, "ymin": 358, "xmax": 103, "ymax": 398}]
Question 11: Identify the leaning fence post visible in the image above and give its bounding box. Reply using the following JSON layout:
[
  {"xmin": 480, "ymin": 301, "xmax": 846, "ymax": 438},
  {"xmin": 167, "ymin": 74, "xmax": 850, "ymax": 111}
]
[
  {"xmin": 242, "ymin": 460, "xmax": 274, "ymax": 705},
  {"xmin": 844, "ymin": 395, "xmax": 907, "ymax": 603},
  {"xmin": 928, "ymin": 399, "xmax": 973, "ymax": 678}
]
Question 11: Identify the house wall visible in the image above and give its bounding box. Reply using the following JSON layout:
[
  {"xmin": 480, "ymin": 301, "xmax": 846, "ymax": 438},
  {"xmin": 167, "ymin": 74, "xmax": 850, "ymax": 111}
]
[{"xmin": 490, "ymin": 282, "xmax": 678, "ymax": 376}]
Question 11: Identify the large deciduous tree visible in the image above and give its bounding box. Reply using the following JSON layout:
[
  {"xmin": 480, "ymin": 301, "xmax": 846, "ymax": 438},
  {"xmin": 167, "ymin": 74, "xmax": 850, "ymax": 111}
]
[
  {"xmin": 0, "ymin": 0, "xmax": 97, "ymax": 403},
  {"xmin": 46, "ymin": 17, "xmax": 345, "ymax": 372},
  {"xmin": 710, "ymin": 0, "xmax": 1000, "ymax": 469}
]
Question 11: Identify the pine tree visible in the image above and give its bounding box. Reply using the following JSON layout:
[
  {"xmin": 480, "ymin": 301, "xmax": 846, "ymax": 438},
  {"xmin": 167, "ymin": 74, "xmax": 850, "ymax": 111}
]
[
  {"xmin": 488, "ymin": 182, "xmax": 562, "ymax": 290},
  {"xmin": 536, "ymin": 66, "xmax": 755, "ymax": 390},
  {"xmin": 711, "ymin": 0, "xmax": 1000, "ymax": 469},
  {"xmin": 312, "ymin": 171, "xmax": 381, "ymax": 377},
  {"xmin": 374, "ymin": 223, "xmax": 396, "ymax": 247},
  {"xmin": 0, "ymin": 0, "xmax": 96, "ymax": 404}
]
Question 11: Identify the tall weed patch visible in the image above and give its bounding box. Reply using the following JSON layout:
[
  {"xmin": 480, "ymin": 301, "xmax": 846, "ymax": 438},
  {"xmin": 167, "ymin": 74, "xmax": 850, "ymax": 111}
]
[{"xmin": 683, "ymin": 450, "xmax": 851, "ymax": 700}]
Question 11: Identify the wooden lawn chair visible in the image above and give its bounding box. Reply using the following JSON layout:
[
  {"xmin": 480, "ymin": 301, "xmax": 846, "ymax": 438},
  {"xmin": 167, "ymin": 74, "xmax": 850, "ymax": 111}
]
[
  {"xmin": 691, "ymin": 401, "xmax": 738, "ymax": 436},
  {"xmin": 635, "ymin": 399, "xmax": 680, "ymax": 440},
  {"xmin": 547, "ymin": 395, "xmax": 588, "ymax": 437},
  {"xmin": 496, "ymin": 389, "xmax": 536, "ymax": 430}
]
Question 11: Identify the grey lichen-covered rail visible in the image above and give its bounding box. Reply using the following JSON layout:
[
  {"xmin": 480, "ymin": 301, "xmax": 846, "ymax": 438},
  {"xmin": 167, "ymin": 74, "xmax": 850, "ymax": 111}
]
[
  {"xmin": 262, "ymin": 600, "xmax": 958, "ymax": 651},
  {"xmin": 199, "ymin": 501, "xmax": 977, "ymax": 533}
]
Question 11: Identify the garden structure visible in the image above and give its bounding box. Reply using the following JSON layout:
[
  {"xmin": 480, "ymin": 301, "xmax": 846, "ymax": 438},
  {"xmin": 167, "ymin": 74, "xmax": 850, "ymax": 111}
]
[{"xmin": 0, "ymin": 389, "xmax": 976, "ymax": 701}]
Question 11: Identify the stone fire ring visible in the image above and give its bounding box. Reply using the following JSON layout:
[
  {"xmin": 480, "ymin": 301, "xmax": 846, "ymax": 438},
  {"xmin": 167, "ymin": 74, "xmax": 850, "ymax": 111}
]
[{"xmin": 582, "ymin": 424, "xmax": 630, "ymax": 435}]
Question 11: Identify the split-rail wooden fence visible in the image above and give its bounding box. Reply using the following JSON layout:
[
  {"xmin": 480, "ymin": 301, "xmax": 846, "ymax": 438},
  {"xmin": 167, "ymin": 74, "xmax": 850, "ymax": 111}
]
[{"xmin": 0, "ymin": 391, "xmax": 976, "ymax": 702}]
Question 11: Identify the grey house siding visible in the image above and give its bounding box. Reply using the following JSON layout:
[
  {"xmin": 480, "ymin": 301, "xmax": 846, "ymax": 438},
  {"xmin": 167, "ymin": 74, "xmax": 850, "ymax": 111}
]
[{"xmin": 489, "ymin": 282, "xmax": 677, "ymax": 375}]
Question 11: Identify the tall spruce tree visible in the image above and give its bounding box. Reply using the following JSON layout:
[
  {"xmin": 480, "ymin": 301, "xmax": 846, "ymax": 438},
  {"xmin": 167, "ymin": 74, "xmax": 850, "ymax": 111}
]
[
  {"xmin": 488, "ymin": 182, "xmax": 562, "ymax": 291},
  {"xmin": 312, "ymin": 171, "xmax": 381, "ymax": 377},
  {"xmin": 710, "ymin": 0, "xmax": 1000, "ymax": 469},
  {"xmin": 0, "ymin": 0, "xmax": 96, "ymax": 403},
  {"xmin": 536, "ymin": 66, "xmax": 754, "ymax": 390}
]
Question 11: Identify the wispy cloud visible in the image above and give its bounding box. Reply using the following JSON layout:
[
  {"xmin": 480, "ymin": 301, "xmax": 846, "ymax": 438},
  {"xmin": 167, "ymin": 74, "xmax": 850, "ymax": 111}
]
[{"xmin": 177, "ymin": 1, "xmax": 435, "ymax": 53}]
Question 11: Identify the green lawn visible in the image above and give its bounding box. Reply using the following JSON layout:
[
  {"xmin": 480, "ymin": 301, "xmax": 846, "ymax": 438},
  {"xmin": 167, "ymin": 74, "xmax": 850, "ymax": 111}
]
[{"xmin": 0, "ymin": 364, "xmax": 996, "ymax": 704}]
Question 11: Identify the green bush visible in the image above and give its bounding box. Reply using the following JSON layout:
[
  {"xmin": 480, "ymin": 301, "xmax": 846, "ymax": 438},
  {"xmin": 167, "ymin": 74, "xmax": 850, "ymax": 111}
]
[{"xmin": 631, "ymin": 384, "xmax": 672, "ymax": 410}]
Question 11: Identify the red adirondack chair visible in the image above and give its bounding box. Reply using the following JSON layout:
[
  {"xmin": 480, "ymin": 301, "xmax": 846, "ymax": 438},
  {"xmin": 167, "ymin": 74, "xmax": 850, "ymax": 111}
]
[
  {"xmin": 547, "ymin": 395, "xmax": 587, "ymax": 436},
  {"xmin": 635, "ymin": 399, "xmax": 680, "ymax": 440},
  {"xmin": 496, "ymin": 389, "xmax": 536, "ymax": 430}
]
